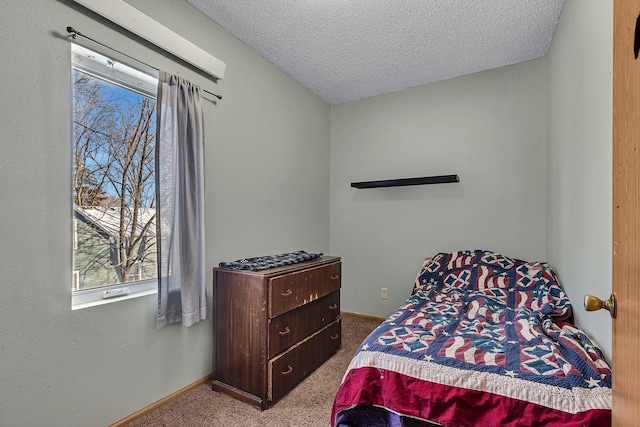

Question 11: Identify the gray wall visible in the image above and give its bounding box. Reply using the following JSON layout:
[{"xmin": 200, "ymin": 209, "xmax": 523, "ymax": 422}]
[
  {"xmin": 0, "ymin": 0, "xmax": 330, "ymax": 426},
  {"xmin": 327, "ymin": 0, "xmax": 613, "ymax": 359},
  {"xmin": 330, "ymin": 59, "xmax": 549, "ymax": 316},
  {"xmin": 547, "ymin": 0, "xmax": 613, "ymax": 359}
]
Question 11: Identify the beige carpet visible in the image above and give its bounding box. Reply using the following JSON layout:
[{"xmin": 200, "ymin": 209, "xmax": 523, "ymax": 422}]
[{"xmin": 126, "ymin": 315, "xmax": 382, "ymax": 427}]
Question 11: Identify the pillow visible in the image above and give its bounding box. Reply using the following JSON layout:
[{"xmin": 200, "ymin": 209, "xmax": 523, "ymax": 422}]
[{"xmin": 413, "ymin": 250, "xmax": 573, "ymax": 321}]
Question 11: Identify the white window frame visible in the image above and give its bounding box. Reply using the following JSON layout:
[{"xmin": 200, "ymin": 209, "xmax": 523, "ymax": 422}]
[
  {"xmin": 72, "ymin": 270, "xmax": 80, "ymax": 291},
  {"xmin": 72, "ymin": 279, "xmax": 157, "ymax": 310},
  {"xmin": 73, "ymin": 218, "xmax": 78, "ymax": 250},
  {"xmin": 71, "ymin": 43, "xmax": 158, "ymax": 310}
]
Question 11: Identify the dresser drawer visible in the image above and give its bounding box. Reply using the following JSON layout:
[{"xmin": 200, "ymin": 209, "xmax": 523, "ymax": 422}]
[
  {"xmin": 269, "ymin": 262, "xmax": 341, "ymax": 318},
  {"xmin": 268, "ymin": 319, "xmax": 341, "ymax": 402},
  {"xmin": 268, "ymin": 291, "xmax": 340, "ymax": 358}
]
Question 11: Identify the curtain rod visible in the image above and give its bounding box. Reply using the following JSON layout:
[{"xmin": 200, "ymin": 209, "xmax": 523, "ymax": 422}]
[{"xmin": 66, "ymin": 27, "xmax": 222, "ymax": 100}]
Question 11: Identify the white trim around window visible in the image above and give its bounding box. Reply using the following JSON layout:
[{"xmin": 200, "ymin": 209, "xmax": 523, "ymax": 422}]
[{"xmin": 72, "ymin": 279, "xmax": 157, "ymax": 310}]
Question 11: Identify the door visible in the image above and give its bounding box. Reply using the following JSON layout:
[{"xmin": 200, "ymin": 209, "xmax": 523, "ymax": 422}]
[{"xmin": 612, "ymin": 1, "xmax": 640, "ymax": 425}]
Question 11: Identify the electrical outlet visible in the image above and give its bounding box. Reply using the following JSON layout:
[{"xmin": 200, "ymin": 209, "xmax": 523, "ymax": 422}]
[{"xmin": 380, "ymin": 287, "xmax": 388, "ymax": 299}]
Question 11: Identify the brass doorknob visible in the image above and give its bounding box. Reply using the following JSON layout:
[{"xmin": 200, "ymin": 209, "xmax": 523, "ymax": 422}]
[{"xmin": 584, "ymin": 293, "xmax": 616, "ymax": 318}]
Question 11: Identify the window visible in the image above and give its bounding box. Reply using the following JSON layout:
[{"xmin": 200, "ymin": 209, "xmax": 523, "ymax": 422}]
[{"xmin": 71, "ymin": 44, "xmax": 159, "ymax": 308}]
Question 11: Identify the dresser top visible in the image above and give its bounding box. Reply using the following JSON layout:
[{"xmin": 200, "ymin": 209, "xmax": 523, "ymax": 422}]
[{"xmin": 213, "ymin": 255, "xmax": 340, "ymax": 278}]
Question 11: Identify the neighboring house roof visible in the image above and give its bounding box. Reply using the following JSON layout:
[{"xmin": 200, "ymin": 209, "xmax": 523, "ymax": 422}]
[{"xmin": 74, "ymin": 205, "xmax": 156, "ymax": 238}]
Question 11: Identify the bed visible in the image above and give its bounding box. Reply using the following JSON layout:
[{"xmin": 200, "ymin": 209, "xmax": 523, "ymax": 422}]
[{"xmin": 332, "ymin": 250, "xmax": 612, "ymax": 427}]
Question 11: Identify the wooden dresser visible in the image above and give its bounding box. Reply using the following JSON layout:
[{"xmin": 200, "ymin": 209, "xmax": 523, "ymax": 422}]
[{"xmin": 212, "ymin": 256, "xmax": 341, "ymax": 409}]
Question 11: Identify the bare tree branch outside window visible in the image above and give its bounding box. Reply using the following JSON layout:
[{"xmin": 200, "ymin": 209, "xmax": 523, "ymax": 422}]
[{"xmin": 72, "ymin": 70, "xmax": 157, "ymax": 290}]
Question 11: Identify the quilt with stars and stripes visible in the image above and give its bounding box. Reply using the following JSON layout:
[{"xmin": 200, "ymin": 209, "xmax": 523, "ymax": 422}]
[{"xmin": 332, "ymin": 250, "xmax": 612, "ymax": 427}]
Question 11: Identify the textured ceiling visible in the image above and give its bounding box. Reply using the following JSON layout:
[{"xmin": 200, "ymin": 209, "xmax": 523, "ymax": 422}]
[{"xmin": 186, "ymin": 0, "xmax": 565, "ymax": 104}]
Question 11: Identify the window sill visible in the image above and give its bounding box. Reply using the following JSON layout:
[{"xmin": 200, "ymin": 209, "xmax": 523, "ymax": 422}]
[{"xmin": 72, "ymin": 280, "xmax": 157, "ymax": 310}]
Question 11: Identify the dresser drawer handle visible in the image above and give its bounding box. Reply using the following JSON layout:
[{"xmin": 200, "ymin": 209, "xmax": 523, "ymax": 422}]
[
  {"xmin": 330, "ymin": 275, "xmax": 340, "ymax": 280},
  {"xmin": 279, "ymin": 326, "xmax": 291, "ymax": 336},
  {"xmin": 281, "ymin": 289, "xmax": 293, "ymax": 297},
  {"xmin": 281, "ymin": 365, "xmax": 293, "ymax": 376},
  {"xmin": 328, "ymin": 304, "xmax": 338, "ymax": 311},
  {"xmin": 330, "ymin": 333, "xmax": 340, "ymax": 340}
]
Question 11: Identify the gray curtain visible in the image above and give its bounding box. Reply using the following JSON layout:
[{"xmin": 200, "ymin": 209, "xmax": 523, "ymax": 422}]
[{"xmin": 155, "ymin": 70, "xmax": 206, "ymax": 328}]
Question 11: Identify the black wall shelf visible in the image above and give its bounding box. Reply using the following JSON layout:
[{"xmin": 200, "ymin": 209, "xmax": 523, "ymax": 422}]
[{"xmin": 351, "ymin": 174, "xmax": 459, "ymax": 189}]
